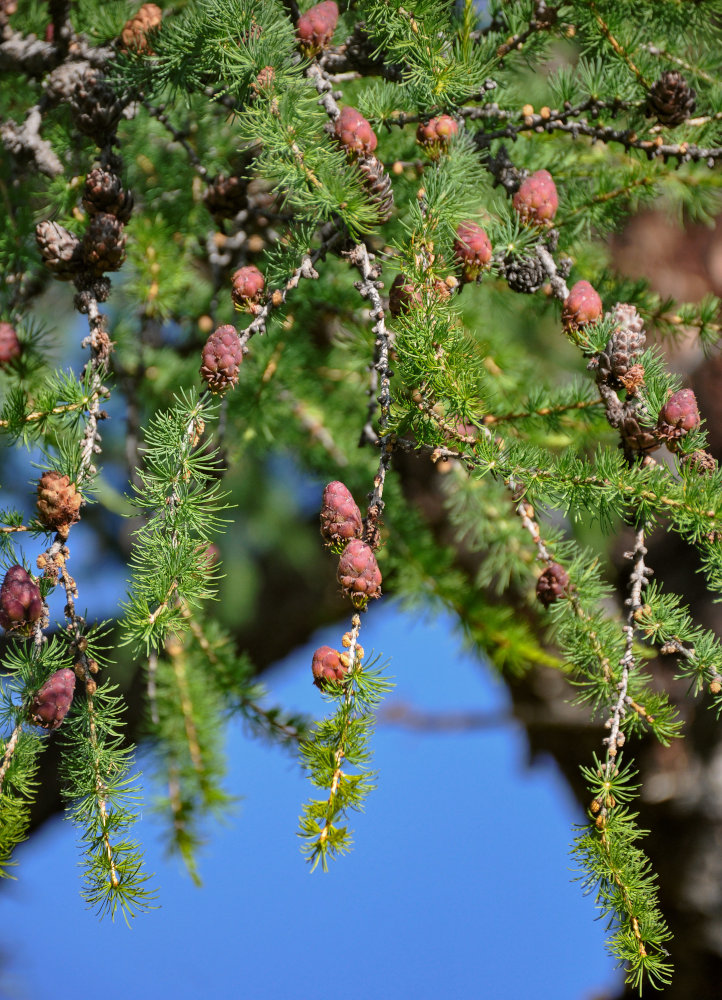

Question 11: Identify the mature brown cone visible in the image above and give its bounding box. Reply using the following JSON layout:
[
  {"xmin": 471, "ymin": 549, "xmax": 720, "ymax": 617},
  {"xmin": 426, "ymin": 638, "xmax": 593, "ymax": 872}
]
[
  {"xmin": 356, "ymin": 156, "xmax": 394, "ymax": 223},
  {"xmin": 82, "ymin": 168, "xmax": 133, "ymax": 223},
  {"xmin": 595, "ymin": 302, "xmax": 646, "ymax": 382},
  {"xmin": 647, "ymin": 71, "xmax": 696, "ymax": 126},
  {"xmin": 320, "ymin": 481, "xmax": 363, "ymax": 548},
  {"xmin": 70, "ymin": 69, "xmax": 125, "ymax": 141},
  {"xmin": 36, "ymin": 471, "xmax": 82, "ymax": 536},
  {"xmin": 29, "ymin": 668, "xmax": 76, "ymax": 730},
  {"xmin": 120, "ymin": 3, "xmax": 162, "ymax": 53},
  {"xmin": 0, "ymin": 565, "xmax": 43, "ymax": 634},
  {"xmin": 200, "ymin": 325, "xmax": 242, "ymax": 394},
  {"xmin": 0, "ymin": 322, "xmax": 21, "ymax": 366},
  {"xmin": 337, "ymin": 539, "xmax": 382, "ymax": 603},
  {"xmin": 203, "ymin": 175, "xmax": 248, "ymax": 221},
  {"xmin": 35, "ymin": 221, "xmax": 82, "ymax": 281},
  {"xmin": 82, "ymin": 213, "xmax": 127, "ymax": 273}
]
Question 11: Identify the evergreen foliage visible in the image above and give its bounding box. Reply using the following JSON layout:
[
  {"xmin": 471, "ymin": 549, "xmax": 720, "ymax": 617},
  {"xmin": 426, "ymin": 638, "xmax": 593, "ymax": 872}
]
[{"xmin": 1, "ymin": 0, "xmax": 722, "ymax": 990}]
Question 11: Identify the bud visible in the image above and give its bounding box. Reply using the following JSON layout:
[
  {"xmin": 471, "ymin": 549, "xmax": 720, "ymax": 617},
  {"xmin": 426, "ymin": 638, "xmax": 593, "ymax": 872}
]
[
  {"xmin": 512, "ymin": 169, "xmax": 559, "ymax": 224},
  {"xmin": 0, "ymin": 565, "xmax": 43, "ymax": 634},
  {"xmin": 320, "ymin": 481, "xmax": 363, "ymax": 547},
  {"xmin": 29, "ymin": 668, "xmax": 76, "ymax": 730},
  {"xmin": 453, "ymin": 221, "xmax": 492, "ymax": 283},
  {"xmin": 562, "ymin": 280, "xmax": 603, "ymax": 331},
  {"xmin": 297, "ymin": 1, "xmax": 338, "ymax": 56},
  {"xmin": 657, "ymin": 388, "xmax": 700, "ymax": 441},
  {"xmin": 36, "ymin": 471, "xmax": 82, "ymax": 537},
  {"xmin": 252, "ymin": 66, "xmax": 276, "ymax": 94},
  {"xmin": 311, "ymin": 645, "xmax": 348, "ymax": 689},
  {"xmin": 0, "ymin": 322, "xmax": 21, "ymax": 366},
  {"xmin": 337, "ymin": 539, "xmax": 382, "ymax": 604},
  {"xmin": 231, "ymin": 265, "xmax": 265, "ymax": 311},
  {"xmin": 200, "ymin": 324, "xmax": 242, "ymax": 394},
  {"xmin": 334, "ymin": 106, "xmax": 377, "ymax": 155},
  {"xmin": 536, "ymin": 563, "xmax": 570, "ymax": 607}
]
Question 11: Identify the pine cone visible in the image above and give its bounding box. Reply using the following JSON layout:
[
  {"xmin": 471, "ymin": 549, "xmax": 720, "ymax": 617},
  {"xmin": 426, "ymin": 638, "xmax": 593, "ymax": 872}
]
[
  {"xmin": 29, "ymin": 668, "xmax": 75, "ymax": 730},
  {"xmin": 120, "ymin": 3, "xmax": 162, "ymax": 54},
  {"xmin": 562, "ymin": 280, "xmax": 603, "ymax": 332},
  {"xmin": 416, "ymin": 116, "xmax": 458, "ymax": 157},
  {"xmin": 536, "ymin": 563, "xmax": 570, "ymax": 607},
  {"xmin": 683, "ymin": 449, "xmax": 717, "ymax": 475},
  {"xmin": 454, "ymin": 221, "xmax": 492, "ymax": 283},
  {"xmin": 0, "ymin": 565, "xmax": 43, "ymax": 634},
  {"xmin": 36, "ymin": 471, "xmax": 82, "ymax": 536},
  {"xmin": 657, "ymin": 388, "xmax": 700, "ymax": 441},
  {"xmin": 70, "ymin": 69, "xmax": 125, "ymax": 142},
  {"xmin": 503, "ymin": 252, "xmax": 545, "ymax": 294},
  {"xmin": 334, "ymin": 106, "xmax": 377, "ymax": 155},
  {"xmin": 620, "ymin": 412, "xmax": 659, "ymax": 455},
  {"xmin": 35, "ymin": 221, "xmax": 82, "ymax": 281},
  {"xmin": 595, "ymin": 303, "xmax": 646, "ymax": 382},
  {"xmin": 231, "ymin": 265, "xmax": 265, "ymax": 311},
  {"xmin": 320, "ymin": 481, "xmax": 363, "ymax": 548},
  {"xmin": 356, "ymin": 155, "xmax": 394, "ymax": 223},
  {"xmin": 82, "ymin": 168, "xmax": 133, "ymax": 223},
  {"xmin": 82, "ymin": 212, "xmax": 127, "ymax": 273},
  {"xmin": 512, "ymin": 169, "xmax": 558, "ymax": 224},
  {"xmin": 200, "ymin": 325, "xmax": 242, "ymax": 394},
  {"xmin": 337, "ymin": 539, "xmax": 382, "ymax": 604},
  {"xmin": 311, "ymin": 645, "xmax": 348, "ymax": 689},
  {"xmin": 297, "ymin": 1, "xmax": 338, "ymax": 56},
  {"xmin": 647, "ymin": 71, "xmax": 696, "ymax": 126},
  {"xmin": 0, "ymin": 322, "xmax": 21, "ymax": 366},
  {"xmin": 203, "ymin": 175, "xmax": 248, "ymax": 221}
]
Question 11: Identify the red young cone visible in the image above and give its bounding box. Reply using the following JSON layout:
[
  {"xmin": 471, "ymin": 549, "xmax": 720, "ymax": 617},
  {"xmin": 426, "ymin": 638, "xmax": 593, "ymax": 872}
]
[
  {"xmin": 536, "ymin": 563, "xmax": 570, "ymax": 607},
  {"xmin": 0, "ymin": 565, "xmax": 43, "ymax": 634},
  {"xmin": 200, "ymin": 324, "xmax": 242, "ymax": 394},
  {"xmin": 297, "ymin": 1, "xmax": 338, "ymax": 55},
  {"xmin": 334, "ymin": 106, "xmax": 377, "ymax": 155},
  {"xmin": 231, "ymin": 265, "xmax": 265, "ymax": 311},
  {"xmin": 0, "ymin": 322, "xmax": 21, "ymax": 366},
  {"xmin": 416, "ymin": 116, "xmax": 458, "ymax": 157},
  {"xmin": 512, "ymin": 169, "xmax": 559, "ymax": 224},
  {"xmin": 453, "ymin": 221, "xmax": 492, "ymax": 283},
  {"xmin": 320, "ymin": 481, "xmax": 363, "ymax": 547},
  {"xmin": 657, "ymin": 388, "xmax": 700, "ymax": 441},
  {"xmin": 337, "ymin": 539, "xmax": 382, "ymax": 604},
  {"xmin": 311, "ymin": 645, "xmax": 348, "ymax": 689},
  {"xmin": 562, "ymin": 280, "xmax": 603, "ymax": 332},
  {"xmin": 29, "ymin": 668, "xmax": 76, "ymax": 730}
]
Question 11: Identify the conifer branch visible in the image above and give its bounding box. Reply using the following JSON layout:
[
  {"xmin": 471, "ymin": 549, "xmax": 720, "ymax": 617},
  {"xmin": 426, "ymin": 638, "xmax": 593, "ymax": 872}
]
[
  {"xmin": 0, "ymin": 722, "xmax": 23, "ymax": 792},
  {"xmin": 587, "ymin": 1, "xmax": 649, "ymax": 88}
]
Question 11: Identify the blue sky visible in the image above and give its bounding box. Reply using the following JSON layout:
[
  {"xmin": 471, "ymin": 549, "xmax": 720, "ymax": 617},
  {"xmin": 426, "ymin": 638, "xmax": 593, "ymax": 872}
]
[{"xmin": 0, "ymin": 601, "xmax": 621, "ymax": 1000}]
